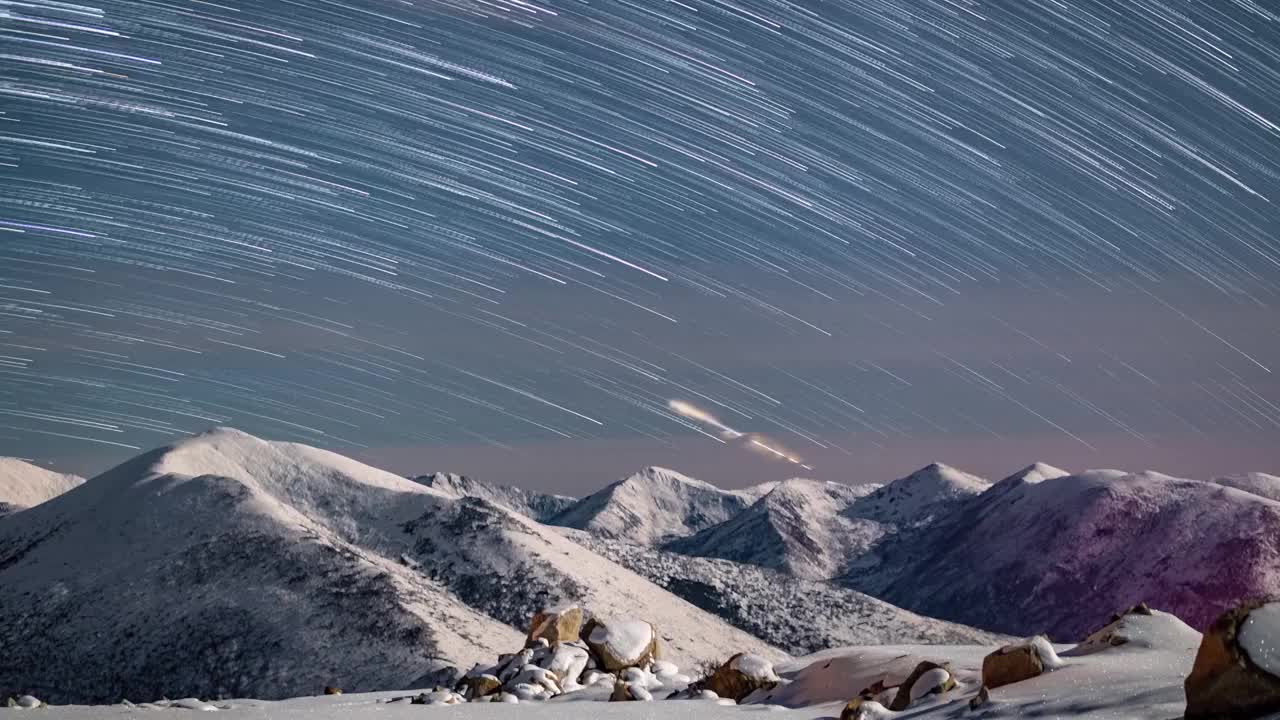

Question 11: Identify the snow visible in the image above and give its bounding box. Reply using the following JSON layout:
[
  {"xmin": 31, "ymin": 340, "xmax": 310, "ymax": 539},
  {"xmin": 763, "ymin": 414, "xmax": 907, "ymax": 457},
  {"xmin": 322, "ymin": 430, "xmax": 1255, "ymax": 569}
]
[
  {"xmin": 909, "ymin": 667, "xmax": 950, "ymax": 701},
  {"xmin": 1240, "ymin": 602, "xmax": 1280, "ymax": 677},
  {"xmin": 411, "ymin": 472, "xmax": 575, "ymax": 523},
  {"xmin": 668, "ymin": 478, "xmax": 889, "ymax": 580},
  {"xmin": 729, "ymin": 655, "xmax": 777, "ymax": 681},
  {"xmin": 0, "ymin": 457, "xmax": 83, "ymax": 513}
]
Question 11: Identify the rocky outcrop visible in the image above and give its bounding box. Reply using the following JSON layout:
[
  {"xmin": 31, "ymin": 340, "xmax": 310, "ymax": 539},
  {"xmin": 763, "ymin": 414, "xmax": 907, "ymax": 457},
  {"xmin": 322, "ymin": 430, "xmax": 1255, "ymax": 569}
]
[{"xmin": 1185, "ymin": 599, "xmax": 1280, "ymax": 719}]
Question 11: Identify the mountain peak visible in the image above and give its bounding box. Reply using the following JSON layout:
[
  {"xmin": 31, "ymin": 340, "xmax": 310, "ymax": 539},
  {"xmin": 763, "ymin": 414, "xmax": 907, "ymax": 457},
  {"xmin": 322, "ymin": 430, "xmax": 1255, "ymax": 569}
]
[
  {"xmin": 549, "ymin": 466, "xmax": 748, "ymax": 545},
  {"xmin": 999, "ymin": 461, "xmax": 1070, "ymax": 485}
]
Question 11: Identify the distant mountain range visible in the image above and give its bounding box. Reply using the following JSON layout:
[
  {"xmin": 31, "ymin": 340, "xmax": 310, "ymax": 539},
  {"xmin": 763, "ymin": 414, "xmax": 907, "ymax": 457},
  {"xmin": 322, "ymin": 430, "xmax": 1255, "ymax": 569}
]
[{"xmin": 3, "ymin": 428, "xmax": 1277, "ymax": 703}]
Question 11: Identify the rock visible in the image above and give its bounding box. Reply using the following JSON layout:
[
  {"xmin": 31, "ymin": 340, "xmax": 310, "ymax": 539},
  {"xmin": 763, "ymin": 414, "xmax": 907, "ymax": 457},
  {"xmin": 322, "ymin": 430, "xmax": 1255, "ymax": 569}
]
[
  {"xmin": 545, "ymin": 643, "xmax": 591, "ymax": 690},
  {"xmin": 982, "ymin": 638, "xmax": 1051, "ymax": 689},
  {"xmin": 507, "ymin": 665, "xmax": 561, "ymax": 695},
  {"xmin": 889, "ymin": 661, "xmax": 955, "ymax": 710},
  {"xmin": 461, "ymin": 673, "xmax": 502, "ymax": 699},
  {"xmin": 587, "ymin": 618, "xmax": 659, "ymax": 672},
  {"xmin": 969, "ymin": 685, "xmax": 990, "ymax": 710},
  {"xmin": 702, "ymin": 653, "xmax": 780, "ymax": 703},
  {"xmin": 609, "ymin": 681, "xmax": 653, "ymax": 702},
  {"xmin": 840, "ymin": 697, "xmax": 890, "ymax": 719},
  {"xmin": 323, "ymin": 686, "xmax": 342, "ymax": 696},
  {"xmin": 528, "ymin": 604, "xmax": 586, "ymax": 646},
  {"xmin": 14, "ymin": 696, "xmax": 41, "ymax": 709},
  {"xmin": 1185, "ymin": 599, "xmax": 1280, "ymax": 719}
]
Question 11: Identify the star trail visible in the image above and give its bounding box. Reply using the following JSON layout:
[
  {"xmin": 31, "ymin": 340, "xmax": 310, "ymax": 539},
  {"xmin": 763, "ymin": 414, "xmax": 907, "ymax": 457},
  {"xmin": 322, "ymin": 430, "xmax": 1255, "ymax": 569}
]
[{"xmin": 2, "ymin": 0, "xmax": 1279, "ymax": 489}]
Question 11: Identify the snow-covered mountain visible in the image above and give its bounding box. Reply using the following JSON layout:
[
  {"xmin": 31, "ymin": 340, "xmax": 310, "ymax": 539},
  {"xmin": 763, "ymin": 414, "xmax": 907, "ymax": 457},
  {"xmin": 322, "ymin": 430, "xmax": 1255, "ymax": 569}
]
[
  {"xmin": 845, "ymin": 468, "xmax": 1280, "ymax": 640},
  {"xmin": 665, "ymin": 478, "xmax": 888, "ymax": 580},
  {"xmin": 0, "ymin": 457, "xmax": 83, "ymax": 516},
  {"xmin": 566, "ymin": 529, "xmax": 1008, "ymax": 654},
  {"xmin": 0, "ymin": 429, "xmax": 780, "ymax": 704},
  {"xmin": 845, "ymin": 462, "xmax": 990, "ymax": 525},
  {"xmin": 1212, "ymin": 471, "xmax": 1280, "ymax": 503},
  {"xmin": 410, "ymin": 471, "xmax": 575, "ymax": 522},
  {"xmin": 548, "ymin": 466, "xmax": 755, "ymax": 545}
]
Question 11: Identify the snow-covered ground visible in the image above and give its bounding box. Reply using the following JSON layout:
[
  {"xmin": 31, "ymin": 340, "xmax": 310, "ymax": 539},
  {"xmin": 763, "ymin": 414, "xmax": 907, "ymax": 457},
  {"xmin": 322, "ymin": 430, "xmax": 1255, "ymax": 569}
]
[{"xmin": 17, "ymin": 610, "xmax": 1274, "ymax": 720}]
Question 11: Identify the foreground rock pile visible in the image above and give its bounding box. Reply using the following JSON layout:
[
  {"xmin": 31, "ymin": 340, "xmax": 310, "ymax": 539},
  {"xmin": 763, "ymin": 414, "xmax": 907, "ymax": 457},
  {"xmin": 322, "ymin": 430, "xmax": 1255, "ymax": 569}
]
[{"xmin": 450, "ymin": 603, "xmax": 773, "ymax": 705}]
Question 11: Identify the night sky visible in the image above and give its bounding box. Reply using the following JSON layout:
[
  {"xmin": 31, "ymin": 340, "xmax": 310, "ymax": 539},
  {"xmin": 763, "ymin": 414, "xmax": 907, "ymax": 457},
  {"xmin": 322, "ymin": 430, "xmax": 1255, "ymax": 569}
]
[{"xmin": 3, "ymin": 0, "xmax": 1279, "ymax": 493}]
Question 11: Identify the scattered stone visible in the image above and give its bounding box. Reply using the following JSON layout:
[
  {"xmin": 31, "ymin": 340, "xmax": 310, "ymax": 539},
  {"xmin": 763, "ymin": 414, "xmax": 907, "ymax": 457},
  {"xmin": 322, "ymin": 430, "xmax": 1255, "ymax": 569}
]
[
  {"xmin": 889, "ymin": 660, "xmax": 955, "ymax": 710},
  {"xmin": 1185, "ymin": 599, "xmax": 1280, "ymax": 720},
  {"xmin": 969, "ymin": 685, "xmax": 990, "ymax": 710},
  {"xmin": 983, "ymin": 637, "xmax": 1056, "ymax": 689},
  {"xmin": 323, "ymin": 686, "xmax": 342, "ymax": 696},
  {"xmin": 702, "ymin": 653, "xmax": 781, "ymax": 703},
  {"xmin": 528, "ymin": 604, "xmax": 586, "ymax": 646}
]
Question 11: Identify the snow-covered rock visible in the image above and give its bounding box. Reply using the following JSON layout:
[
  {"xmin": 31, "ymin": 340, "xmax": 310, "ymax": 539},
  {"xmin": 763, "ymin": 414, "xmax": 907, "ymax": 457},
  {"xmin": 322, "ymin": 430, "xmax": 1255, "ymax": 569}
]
[
  {"xmin": 549, "ymin": 467, "xmax": 753, "ymax": 545},
  {"xmin": 1186, "ymin": 599, "xmax": 1280, "ymax": 719},
  {"xmin": 411, "ymin": 471, "xmax": 575, "ymax": 522},
  {"xmin": 0, "ymin": 457, "xmax": 83, "ymax": 516},
  {"xmin": 981, "ymin": 636, "xmax": 1060, "ymax": 689},
  {"xmin": 667, "ymin": 478, "xmax": 886, "ymax": 580},
  {"xmin": 0, "ymin": 428, "xmax": 781, "ymax": 705},
  {"xmin": 847, "ymin": 469, "xmax": 1280, "ymax": 640},
  {"xmin": 588, "ymin": 619, "xmax": 658, "ymax": 671}
]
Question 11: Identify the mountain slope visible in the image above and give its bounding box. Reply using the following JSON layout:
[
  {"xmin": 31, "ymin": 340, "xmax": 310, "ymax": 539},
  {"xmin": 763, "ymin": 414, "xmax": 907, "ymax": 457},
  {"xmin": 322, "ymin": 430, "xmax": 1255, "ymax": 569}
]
[
  {"xmin": 411, "ymin": 471, "xmax": 575, "ymax": 522},
  {"xmin": 548, "ymin": 466, "xmax": 752, "ymax": 545},
  {"xmin": 666, "ymin": 478, "xmax": 887, "ymax": 580},
  {"xmin": 0, "ymin": 429, "xmax": 781, "ymax": 704},
  {"xmin": 0, "ymin": 457, "xmax": 83, "ymax": 516},
  {"xmin": 566, "ymin": 529, "xmax": 1009, "ymax": 654},
  {"xmin": 845, "ymin": 469, "xmax": 1280, "ymax": 640}
]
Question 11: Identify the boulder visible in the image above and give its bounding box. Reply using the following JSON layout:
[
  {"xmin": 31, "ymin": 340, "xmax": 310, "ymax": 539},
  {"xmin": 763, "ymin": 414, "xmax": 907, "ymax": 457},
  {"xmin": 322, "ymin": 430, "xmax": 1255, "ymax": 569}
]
[
  {"xmin": 587, "ymin": 618, "xmax": 659, "ymax": 672},
  {"xmin": 460, "ymin": 673, "xmax": 502, "ymax": 699},
  {"xmin": 889, "ymin": 661, "xmax": 955, "ymax": 710},
  {"xmin": 528, "ymin": 604, "xmax": 586, "ymax": 646},
  {"xmin": 323, "ymin": 686, "xmax": 342, "ymax": 696},
  {"xmin": 982, "ymin": 637, "xmax": 1057, "ymax": 689},
  {"xmin": 702, "ymin": 653, "xmax": 780, "ymax": 703},
  {"xmin": 1185, "ymin": 599, "xmax": 1280, "ymax": 719}
]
